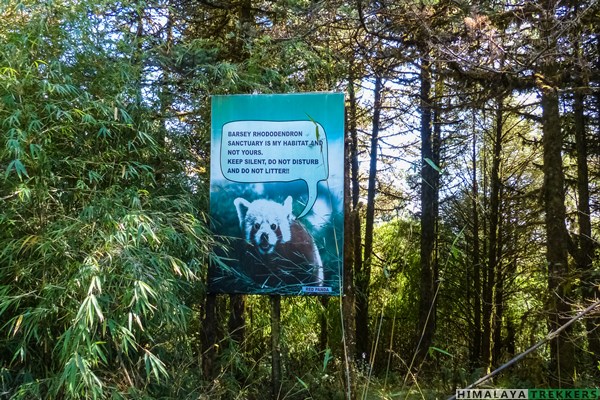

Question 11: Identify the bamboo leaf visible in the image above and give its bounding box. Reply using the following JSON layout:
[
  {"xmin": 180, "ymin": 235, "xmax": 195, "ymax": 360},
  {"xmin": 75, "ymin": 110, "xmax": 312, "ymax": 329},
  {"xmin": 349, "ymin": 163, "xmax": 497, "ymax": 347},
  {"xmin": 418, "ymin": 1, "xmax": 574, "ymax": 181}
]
[
  {"xmin": 12, "ymin": 314, "xmax": 23, "ymax": 337},
  {"xmin": 322, "ymin": 348, "xmax": 332, "ymax": 372},
  {"xmin": 429, "ymin": 346, "xmax": 453, "ymax": 357},
  {"xmin": 90, "ymin": 294, "xmax": 104, "ymax": 322},
  {"xmin": 29, "ymin": 143, "xmax": 42, "ymax": 159},
  {"xmin": 144, "ymin": 349, "xmax": 168, "ymax": 382},
  {"xmin": 6, "ymin": 159, "xmax": 29, "ymax": 179},
  {"xmin": 423, "ymin": 157, "xmax": 443, "ymax": 173},
  {"xmin": 295, "ymin": 375, "xmax": 309, "ymax": 389},
  {"xmin": 305, "ymin": 113, "xmax": 320, "ymax": 141}
]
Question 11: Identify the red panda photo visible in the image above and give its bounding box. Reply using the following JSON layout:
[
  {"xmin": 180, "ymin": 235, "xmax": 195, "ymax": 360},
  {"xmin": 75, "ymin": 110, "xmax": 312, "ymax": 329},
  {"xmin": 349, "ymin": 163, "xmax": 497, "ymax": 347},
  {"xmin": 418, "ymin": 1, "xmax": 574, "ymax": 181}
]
[{"xmin": 233, "ymin": 196, "xmax": 324, "ymax": 288}]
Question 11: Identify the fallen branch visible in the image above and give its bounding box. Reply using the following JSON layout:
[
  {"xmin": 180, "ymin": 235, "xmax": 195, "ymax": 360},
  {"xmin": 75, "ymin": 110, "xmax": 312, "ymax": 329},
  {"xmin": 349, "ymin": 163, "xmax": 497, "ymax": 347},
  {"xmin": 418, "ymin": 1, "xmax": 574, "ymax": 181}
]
[{"xmin": 447, "ymin": 299, "xmax": 600, "ymax": 400}]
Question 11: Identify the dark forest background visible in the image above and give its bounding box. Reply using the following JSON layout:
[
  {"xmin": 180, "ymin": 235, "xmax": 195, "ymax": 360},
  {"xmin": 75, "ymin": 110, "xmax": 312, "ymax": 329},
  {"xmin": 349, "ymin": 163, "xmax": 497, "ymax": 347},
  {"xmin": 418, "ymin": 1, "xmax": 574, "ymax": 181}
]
[{"xmin": 1, "ymin": 0, "xmax": 600, "ymax": 398}]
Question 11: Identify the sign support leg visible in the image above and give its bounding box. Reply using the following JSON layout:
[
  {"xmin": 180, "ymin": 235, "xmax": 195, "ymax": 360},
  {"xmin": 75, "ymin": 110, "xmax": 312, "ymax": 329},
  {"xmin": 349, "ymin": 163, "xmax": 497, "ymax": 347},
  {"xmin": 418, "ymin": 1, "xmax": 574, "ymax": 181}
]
[{"xmin": 271, "ymin": 295, "xmax": 281, "ymax": 399}]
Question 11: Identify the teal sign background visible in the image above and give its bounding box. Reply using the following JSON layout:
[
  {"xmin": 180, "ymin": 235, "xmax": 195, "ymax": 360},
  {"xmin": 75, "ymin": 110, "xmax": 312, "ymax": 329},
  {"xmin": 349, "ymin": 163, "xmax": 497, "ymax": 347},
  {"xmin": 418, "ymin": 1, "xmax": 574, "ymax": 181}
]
[{"xmin": 209, "ymin": 93, "xmax": 344, "ymax": 295}]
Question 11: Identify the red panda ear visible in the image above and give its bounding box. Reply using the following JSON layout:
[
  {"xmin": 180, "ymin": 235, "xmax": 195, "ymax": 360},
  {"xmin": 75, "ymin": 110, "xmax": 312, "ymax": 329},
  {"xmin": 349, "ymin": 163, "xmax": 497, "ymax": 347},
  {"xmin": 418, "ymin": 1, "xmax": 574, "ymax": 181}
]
[
  {"xmin": 233, "ymin": 198, "xmax": 250, "ymax": 228},
  {"xmin": 283, "ymin": 196, "xmax": 293, "ymax": 218}
]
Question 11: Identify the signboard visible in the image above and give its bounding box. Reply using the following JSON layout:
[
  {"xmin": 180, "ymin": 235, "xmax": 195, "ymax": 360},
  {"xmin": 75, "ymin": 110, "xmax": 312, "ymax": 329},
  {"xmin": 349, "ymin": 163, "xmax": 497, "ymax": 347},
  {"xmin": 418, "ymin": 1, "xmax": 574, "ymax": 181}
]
[{"xmin": 209, "ymin": 93, "xmax": 344, "ymax": 295}]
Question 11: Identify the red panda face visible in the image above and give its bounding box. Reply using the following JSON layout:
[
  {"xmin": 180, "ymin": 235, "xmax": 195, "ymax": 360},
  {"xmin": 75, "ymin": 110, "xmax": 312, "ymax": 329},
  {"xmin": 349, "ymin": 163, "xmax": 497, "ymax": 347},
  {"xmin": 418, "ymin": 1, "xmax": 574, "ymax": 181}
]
[
  {"xmin": 233, "ymin": 196, "xmax": 294, "ymax": 255},
  {"xmin": 250, "ymin": 219, "xmax": 283, "ymax": 255}
]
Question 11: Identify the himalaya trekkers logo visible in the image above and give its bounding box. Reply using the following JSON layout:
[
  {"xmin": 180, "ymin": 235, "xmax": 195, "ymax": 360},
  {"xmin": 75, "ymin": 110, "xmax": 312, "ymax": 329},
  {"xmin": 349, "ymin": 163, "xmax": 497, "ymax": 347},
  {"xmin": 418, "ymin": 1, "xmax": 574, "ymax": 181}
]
[{"xmin": 456, "ymin": 389, "xmax": 599, "ymax": 400}]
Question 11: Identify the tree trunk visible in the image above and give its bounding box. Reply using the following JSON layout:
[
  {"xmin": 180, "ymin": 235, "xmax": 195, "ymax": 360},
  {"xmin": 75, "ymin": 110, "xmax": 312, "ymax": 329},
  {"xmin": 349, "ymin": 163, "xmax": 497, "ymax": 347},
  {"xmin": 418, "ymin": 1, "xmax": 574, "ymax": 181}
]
[
  {"xmin": 319, "ymin": 297, "xmax": 329, "ymax": 352},
  {"xmin": 505, "ymin": 255, "xmax": 518, "ymax": 358},
  {"xmin": 356, "ymin": 74, "xmax": 383, "ymax": 361},
  {"xmin": 470, "ymin": 110, "xmax": 482, "ymax": 368},
  {"xmin": 350, "ymin": 62, "xmax": 362, "ymax": 370},
  {"xmin": 539, "ymin": 1, "xmax": 575, "ymax": 385},
  {"xmin": 416, "ymin": 55, "xmax": 438, "ymax": 363},
  {"xmin": 228, "ymin": 294, "xmax": 245, "ymax": 345},
  {"xmin": 573, "ymin": 38, "xmax": 600, "ymax": 364},
  {"xmin": 343, "ymin": 66, "xmax": 358, "ymax": 400},
  {"xmin": 492, "ymin": 185, "xmax": 505, "ymax": 368},
  {"xmin": 542, "ymin": 83, "xmax": 575, "ymax": 388},
  {"xmin": 236, "ymin": 0, "xmax": 252, "ymax": 60},
  {"xmin": 487, "ymin": 96, "xmax": 504, "ymax": 369},
  {"xmin": 156, "ymin": 8, "xmax": 173, "ymax": 185},
  {"xmin": 133, "ymin": 1, "xmax": 145, "ymax": 108},
  {"xmin": 226, "ymin": 0, "xmax": 253, "ymax": 352},
  {"xmin": 271, "ymin": 295, "xmax": 281, "ymax": 400},
  {"xmin": 574, "ymin": 89, "xmax": 600, "ymax": 359},
  {"xmin": 202, "ymin": 293, "xmax": 218, "ymax": 380}
]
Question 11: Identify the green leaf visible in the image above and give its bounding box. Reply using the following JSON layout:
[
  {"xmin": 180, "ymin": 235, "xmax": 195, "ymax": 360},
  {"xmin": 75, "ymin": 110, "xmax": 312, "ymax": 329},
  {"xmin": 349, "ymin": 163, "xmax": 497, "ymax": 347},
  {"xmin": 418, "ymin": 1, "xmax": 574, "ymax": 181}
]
[
  {"xmin": 90, "ymin": 294, "xmax": 104, "ymax": 322},
  {"xmin": 81, "ymin": 113, "xmax": 96, "ymax": 124},
  {"xmin": 295, "ymin": 375, "xmax": 309, "ymax": 389},
  {"xmin": 6, "ymin": 159, "xmax": 29, "ymax": 179},
  {"xmin": 97, "ymin": 125, "xmax": 111, "ymax": 138},
  {"xmin": 424, "ymin": 157, "xmax": 443, "ymax": 173},
  {"xmin": 322, "ymin": 348, "xmax": 332, "ymax": 372},
  {"xmin": 6, "ymin": 110, "xmax": 21, "ymax": 127},
  {"xmin": 6, "ymin": 138, "xmax": 22, "ymax": 157},
  {"xmin": 305, "ymin": 113, "xmax": 320, "ymax": 141},
  {"xmin": 144, "ymin": 350, "xmax": 168, "ymax": 382},
  {"xmin": 29, "ymin": 143, "xmax": 41, "ymax": 159},
  {"xmin": 0, "ymin": 66, "xmax": 18, "ymax": 78},
  {"xmin": 429, "ymin": 346, "xmax": 453, "ymax": 357},
  {"xmin": 27, "ymin": 119, "xmax": 43, "ymax": 131}
]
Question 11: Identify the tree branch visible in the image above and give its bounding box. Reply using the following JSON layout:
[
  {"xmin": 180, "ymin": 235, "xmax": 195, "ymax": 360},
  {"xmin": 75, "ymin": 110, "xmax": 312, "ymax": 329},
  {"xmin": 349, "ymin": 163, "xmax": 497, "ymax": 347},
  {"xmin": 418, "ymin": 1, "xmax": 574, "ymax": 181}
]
[{"xmin": 447, "ymin": 299, "xmax": 600, "ymax": 400}]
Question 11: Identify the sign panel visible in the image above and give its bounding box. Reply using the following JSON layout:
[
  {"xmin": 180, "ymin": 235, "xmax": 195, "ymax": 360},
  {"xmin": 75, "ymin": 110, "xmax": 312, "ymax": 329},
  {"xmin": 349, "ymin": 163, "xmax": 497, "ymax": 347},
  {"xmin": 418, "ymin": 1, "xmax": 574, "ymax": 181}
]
[{"xmin": 209, "ymin": 93, "xmax": 344, "ymax": 295}]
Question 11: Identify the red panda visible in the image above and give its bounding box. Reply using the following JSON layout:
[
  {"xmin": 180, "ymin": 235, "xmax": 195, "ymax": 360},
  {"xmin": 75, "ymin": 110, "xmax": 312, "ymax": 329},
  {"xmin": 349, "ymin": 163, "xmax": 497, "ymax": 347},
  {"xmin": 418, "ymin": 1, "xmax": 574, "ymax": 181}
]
[{"xmin": 234, "ymin": 196, "xmax": 323, "ymax": 288}]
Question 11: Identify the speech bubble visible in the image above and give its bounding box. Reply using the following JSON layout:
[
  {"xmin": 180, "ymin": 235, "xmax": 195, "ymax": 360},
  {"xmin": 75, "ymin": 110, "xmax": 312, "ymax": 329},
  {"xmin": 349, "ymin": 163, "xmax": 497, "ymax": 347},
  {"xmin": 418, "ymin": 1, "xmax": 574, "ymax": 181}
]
[{"xmin": 221, "ymin": 120, "xmax": 328, "ymax": 218}]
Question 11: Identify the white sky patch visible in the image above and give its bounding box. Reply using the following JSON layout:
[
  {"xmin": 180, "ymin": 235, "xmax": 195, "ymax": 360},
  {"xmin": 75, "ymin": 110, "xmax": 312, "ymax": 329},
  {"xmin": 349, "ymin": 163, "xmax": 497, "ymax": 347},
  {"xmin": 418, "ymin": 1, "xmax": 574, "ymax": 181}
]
[
  {"xmin": 254, "ymin": 183, "xmax": 265, "ymax": 196},
  {"xmin": 304, "ymin": 197, "xmax": 331, "ymax": 231}
]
